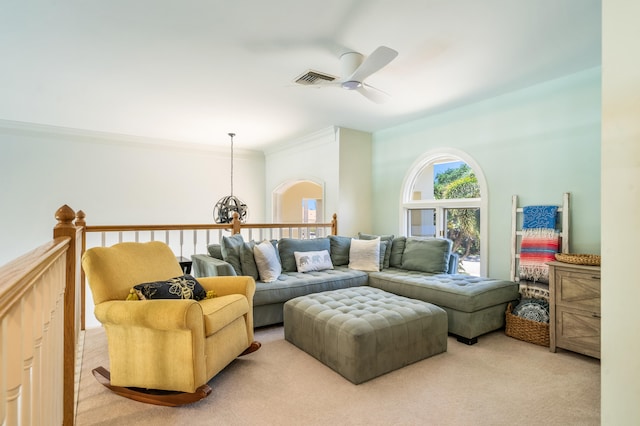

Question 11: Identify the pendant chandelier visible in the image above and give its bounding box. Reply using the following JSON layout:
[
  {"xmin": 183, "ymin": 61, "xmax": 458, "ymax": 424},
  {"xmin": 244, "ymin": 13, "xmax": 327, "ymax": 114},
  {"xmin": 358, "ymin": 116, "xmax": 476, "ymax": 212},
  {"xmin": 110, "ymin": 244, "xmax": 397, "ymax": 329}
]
[{"xmin": 213, "ymin": 133, "xmax": 248, "ymax": 224}]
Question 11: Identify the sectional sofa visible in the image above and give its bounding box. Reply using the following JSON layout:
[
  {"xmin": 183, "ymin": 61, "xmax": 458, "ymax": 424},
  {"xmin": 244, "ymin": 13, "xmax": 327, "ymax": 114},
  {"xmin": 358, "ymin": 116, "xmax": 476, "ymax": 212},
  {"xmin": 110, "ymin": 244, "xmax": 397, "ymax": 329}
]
[{"xmin": 192, "ymin": 234, "xmax": 519, "ymax": 344}]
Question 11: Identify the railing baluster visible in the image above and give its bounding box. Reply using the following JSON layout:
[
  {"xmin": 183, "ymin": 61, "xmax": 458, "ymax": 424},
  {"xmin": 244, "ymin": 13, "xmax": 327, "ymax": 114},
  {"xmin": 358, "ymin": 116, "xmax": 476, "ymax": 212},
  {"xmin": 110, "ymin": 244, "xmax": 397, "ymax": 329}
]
[
  {"xmin": 32, "ymin": 281, "xmax": 43, "ymax": 426},
  {"xmin": 193, "ymin": 230, "xmax": 197, "ymax": 257},
  {"xmin": 4, "ymin": 303, "xmax": 21, "ymax": 426},
  {"xmin": 21, "ymin": 287, "xmax": 35, "ymax": 425}
]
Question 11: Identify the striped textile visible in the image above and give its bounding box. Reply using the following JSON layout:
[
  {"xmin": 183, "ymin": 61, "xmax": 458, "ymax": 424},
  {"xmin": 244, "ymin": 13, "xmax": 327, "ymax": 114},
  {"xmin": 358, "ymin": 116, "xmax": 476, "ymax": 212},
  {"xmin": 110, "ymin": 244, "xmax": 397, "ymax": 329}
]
[{"xmin": 519, "ymin": 206, "xmax": 559, "ymax": 283}]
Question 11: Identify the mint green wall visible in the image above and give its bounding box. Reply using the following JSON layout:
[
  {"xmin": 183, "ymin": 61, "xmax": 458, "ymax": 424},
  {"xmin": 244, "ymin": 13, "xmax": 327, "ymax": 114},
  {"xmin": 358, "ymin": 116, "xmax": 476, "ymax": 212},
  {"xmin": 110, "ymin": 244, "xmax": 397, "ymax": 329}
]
[{"xmin": 372, "ymin": 67, "xmax": 601, "ymax": 279}]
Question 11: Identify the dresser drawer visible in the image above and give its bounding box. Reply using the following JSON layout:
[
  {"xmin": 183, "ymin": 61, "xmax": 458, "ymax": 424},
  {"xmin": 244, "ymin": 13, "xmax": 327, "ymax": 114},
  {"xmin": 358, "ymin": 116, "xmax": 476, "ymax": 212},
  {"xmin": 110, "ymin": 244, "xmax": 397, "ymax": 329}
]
[
  {"xmin": 554, "ymin": 269, "xmax": 601, "ymax": 312},
  {"xmin": 555, "ymin": 306, "xmax": 601, "ymax": 359}
]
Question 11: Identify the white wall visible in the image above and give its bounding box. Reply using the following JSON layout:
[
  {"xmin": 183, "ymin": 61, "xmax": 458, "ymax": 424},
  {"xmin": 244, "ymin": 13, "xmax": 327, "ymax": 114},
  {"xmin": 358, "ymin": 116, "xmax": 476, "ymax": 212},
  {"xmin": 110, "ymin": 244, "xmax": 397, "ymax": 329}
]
[
  {"xmin": 265, "ymin": 127, "xmax": 340, "ymax": 227},
  {"xmin": 337, "ymin": 127, "xmax": 372, "ymax": 237},
  {"xmin": 0, "ymin": 121, "xmax": 265, "ymax": 266},
  {"xmin": 264, "ymin": 126, "xmax": 373, "ymax": 237},
  {"xmin": 601, "ymin": 0, "xmax": 640, "ymax": 423}
]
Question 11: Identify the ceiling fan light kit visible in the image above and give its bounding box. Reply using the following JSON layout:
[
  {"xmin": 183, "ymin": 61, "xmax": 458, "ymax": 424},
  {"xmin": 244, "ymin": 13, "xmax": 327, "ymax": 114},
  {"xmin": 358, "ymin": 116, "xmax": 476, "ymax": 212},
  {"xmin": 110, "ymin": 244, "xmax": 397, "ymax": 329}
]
[
  {"xmin": 341, "ymin": 80, "xmax": 362, "ymax": 90},
  {"xmin": 293, "ymin": 45, "xmax": 398, "ymax": 103}
]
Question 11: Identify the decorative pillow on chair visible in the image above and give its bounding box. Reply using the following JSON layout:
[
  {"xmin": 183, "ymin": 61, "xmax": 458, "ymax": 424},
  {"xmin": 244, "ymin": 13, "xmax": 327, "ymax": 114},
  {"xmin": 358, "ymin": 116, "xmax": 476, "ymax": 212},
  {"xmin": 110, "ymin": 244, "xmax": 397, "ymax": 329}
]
[
  {"xmin": 131, "ymin": 275, "xmax": 208, "ymax": 301},
  {"xmin": 253, "ymin": 240, "xmax": 282, "ymax": 282},
  {"xmin": 294, "ymin": 250, "xmax": 334, "ymax": 272},
  {"xmin": 349, "ymin": 237, "xmax": 380, "ymax": 272}
]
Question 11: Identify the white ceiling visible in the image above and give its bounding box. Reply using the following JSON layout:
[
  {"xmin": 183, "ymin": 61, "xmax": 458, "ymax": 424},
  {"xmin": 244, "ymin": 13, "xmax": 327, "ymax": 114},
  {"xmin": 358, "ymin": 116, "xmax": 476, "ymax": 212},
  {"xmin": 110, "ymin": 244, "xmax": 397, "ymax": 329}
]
[{"xmin": 0, "ymin": 0, "xmax": 601, "ymax": 151}]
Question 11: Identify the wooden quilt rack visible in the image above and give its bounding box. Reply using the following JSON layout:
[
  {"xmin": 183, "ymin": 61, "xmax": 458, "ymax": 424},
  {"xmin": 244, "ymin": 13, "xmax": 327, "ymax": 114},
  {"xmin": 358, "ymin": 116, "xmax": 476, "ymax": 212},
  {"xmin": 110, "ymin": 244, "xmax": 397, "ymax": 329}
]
[{"xmin": 509, "ymin": 192, "xmax": 570, "ymax": 297}]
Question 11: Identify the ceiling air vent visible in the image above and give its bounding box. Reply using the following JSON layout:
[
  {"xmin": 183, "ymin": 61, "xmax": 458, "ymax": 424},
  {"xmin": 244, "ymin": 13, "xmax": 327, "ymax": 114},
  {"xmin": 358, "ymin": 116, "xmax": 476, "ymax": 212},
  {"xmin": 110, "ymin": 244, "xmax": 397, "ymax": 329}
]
[{"xmin": 294, "ymin": 70, "xmax": 337, "ymax": 86}]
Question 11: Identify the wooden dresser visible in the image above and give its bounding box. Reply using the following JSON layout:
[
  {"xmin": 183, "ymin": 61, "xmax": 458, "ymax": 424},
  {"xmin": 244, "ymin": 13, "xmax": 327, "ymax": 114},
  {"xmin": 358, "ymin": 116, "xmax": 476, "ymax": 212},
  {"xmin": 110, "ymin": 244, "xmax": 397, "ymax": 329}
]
[{"xmin": 548, "ymin": 261, "xmax": 601, "ymax": 359}]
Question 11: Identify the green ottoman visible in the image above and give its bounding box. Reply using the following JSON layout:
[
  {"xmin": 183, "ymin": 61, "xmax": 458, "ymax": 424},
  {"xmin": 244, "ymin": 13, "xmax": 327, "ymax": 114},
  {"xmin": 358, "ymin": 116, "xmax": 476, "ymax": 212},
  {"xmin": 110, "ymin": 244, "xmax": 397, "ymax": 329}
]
[{"xmin": 283, "ymin": 287, "xmax": 447, "ymax": 384}]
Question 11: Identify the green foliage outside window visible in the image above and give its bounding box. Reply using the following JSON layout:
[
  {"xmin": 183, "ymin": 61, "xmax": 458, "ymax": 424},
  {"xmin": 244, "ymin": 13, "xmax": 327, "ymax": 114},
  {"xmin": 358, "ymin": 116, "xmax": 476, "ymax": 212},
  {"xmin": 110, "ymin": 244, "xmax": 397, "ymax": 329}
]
[{"xmin": 434, "ymin": 164, "xmax": 480, "ymax": 261}]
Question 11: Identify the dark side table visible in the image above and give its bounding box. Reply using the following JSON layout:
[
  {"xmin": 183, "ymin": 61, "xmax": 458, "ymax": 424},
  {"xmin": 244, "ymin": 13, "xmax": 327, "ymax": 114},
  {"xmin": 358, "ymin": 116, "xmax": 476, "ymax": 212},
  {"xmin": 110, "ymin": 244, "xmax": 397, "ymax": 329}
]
[{"xmin": 176, "ymin": 256, "xmax": 192, "ymax": 274}]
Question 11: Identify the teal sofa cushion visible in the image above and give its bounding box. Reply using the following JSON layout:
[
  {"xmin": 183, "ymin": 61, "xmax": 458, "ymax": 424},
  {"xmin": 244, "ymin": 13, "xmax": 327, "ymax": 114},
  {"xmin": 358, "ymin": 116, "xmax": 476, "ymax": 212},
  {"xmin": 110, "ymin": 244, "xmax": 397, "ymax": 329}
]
[
  {"xmin": 389, "ymin": 237, "xmax": 406, "ymax": 267},
  {"xmin": 221, "ymin": 234, "xmax": 245, "ymax": 275},
  {"xmin": 240, "ymin": 241, "xmax": 259, "ymax": 281},
  {"xmin": 207, "ymin": 243, "xmax": 223, "ymax": 259},
  {"xmin": 401, "ymin": 237, "xmax": 452, "ymax": 274},
  {"xmin": 328, "ymin": 235, "xmax": 351, "ymax": 266},
  {"xmin": 253, "ymin": 267, "xmax": 368, "ymax": 305},
  {"xmin": 278, "ymin": 237, "xmax": 331, "ymax": 272}
]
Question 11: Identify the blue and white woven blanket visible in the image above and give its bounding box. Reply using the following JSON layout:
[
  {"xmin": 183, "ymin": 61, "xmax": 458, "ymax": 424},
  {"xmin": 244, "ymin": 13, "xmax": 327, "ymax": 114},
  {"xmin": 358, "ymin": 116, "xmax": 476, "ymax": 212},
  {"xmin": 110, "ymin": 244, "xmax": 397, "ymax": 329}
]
[{"xmin": 519, "ymin": 205, "xmax": 559, "ymax": 283}]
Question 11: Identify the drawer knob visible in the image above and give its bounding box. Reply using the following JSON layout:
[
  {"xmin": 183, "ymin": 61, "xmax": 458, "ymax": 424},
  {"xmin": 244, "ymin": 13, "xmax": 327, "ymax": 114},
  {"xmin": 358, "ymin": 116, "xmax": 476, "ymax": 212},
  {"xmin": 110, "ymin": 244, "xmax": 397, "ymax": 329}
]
[{"xmin": 592, "ymin": 313, "xmax": 601, "ymax": 319}]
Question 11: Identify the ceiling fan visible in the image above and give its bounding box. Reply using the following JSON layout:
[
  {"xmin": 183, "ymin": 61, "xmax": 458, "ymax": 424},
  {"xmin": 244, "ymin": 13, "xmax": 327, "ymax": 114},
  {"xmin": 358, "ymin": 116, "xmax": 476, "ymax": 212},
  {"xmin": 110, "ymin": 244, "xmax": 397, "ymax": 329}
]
[{"xmin": 294, "ymin": 45, "xmax": 398, "ymax": 103}]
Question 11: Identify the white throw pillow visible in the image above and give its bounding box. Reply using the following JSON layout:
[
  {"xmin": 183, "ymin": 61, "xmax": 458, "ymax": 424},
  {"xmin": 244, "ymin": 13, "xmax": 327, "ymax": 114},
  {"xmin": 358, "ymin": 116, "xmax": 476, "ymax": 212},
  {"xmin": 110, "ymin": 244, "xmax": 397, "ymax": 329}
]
[
  {"xmin": 294, "ymin": 250, "xmax": 334, "ymax": 273},
  {"xmin": 253, "ymin": 240, "xmax": 281, "ymax": 282},
  {"xmin": 348, "ymin": 237, "xmax": 380, "ymax": 272}
]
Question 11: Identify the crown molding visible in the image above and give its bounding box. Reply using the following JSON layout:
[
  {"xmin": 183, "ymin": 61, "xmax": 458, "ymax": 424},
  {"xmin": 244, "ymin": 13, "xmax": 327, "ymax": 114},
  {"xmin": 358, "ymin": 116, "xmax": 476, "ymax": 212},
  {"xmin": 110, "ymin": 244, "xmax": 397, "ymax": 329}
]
[
  {"xmin": 0, "ymin": 119, "xmax": 264, "ymax": 159},
  {"xmin": 263, "ymin": 126, "xmax": 338, "ymax": 157}
]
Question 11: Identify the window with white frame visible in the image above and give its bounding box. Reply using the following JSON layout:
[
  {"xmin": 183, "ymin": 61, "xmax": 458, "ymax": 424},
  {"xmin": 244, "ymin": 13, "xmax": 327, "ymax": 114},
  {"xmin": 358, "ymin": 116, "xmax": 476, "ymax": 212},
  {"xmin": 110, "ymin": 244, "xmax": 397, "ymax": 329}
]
[{"xmin": 401, "ymin": 150, "xmax": 487, "ymax": 277}]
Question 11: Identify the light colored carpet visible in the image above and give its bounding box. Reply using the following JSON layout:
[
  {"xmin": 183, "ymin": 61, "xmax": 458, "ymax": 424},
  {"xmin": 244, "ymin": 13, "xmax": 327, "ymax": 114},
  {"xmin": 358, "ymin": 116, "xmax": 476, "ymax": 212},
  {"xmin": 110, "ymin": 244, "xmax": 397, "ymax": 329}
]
[{"xmin": 75, "ymin": 325, "xmax": 600, "ymax": 426}]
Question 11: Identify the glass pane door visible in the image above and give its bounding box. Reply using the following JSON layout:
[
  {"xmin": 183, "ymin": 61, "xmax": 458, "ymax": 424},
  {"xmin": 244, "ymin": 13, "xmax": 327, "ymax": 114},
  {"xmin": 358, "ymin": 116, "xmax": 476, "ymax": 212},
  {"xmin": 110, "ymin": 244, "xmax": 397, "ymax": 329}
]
[{"xmin": 444, "ymin": 208, "xmax": 480, "ymax": 276}]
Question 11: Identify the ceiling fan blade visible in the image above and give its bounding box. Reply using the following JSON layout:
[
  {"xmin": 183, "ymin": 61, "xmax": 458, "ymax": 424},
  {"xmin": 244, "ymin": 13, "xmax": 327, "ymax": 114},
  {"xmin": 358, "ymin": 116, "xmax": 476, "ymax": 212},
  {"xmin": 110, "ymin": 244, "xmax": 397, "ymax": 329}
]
[
  {"xmin": 347, "ymin": 46, "xmax": 398, "ymax": 82},
  {"xmin": 356, "ymin": 83, "xmax": 390, "ymax": 104}
]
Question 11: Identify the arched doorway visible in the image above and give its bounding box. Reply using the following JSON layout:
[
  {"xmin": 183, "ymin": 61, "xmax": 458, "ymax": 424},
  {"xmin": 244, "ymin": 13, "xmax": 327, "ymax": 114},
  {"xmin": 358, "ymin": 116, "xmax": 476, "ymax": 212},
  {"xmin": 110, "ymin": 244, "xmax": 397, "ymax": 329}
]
[{"xmin": 272, "ymin": 179, "xmax": 324, "ymax": 234}]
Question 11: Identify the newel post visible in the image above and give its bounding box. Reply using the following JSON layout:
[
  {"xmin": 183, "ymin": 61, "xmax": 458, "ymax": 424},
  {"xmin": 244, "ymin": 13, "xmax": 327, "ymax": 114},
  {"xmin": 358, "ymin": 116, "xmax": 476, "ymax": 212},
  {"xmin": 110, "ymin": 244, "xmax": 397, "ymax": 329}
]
[
  {"xmin": 331, "ymin": 213, "xmax": 338, "ymax": 236},
  {"xmin": 231, "ymin": 211, "xmax": 241, "ymax": 235},
  {"xmin": 53, "ymin": 205, "xmax": 78, "ymax": 426},
  {"xmin": 75, "ymin": 210, "xmax": 86, "ymax": 331}
]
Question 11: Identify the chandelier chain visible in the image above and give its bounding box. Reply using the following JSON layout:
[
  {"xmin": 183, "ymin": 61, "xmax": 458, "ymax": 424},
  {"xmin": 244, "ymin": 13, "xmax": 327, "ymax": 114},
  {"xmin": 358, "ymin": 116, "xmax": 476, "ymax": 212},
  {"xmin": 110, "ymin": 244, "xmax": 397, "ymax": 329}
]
[{"xmin": 229, "ymin": 132, "xmax": 235, "ymax": 196}]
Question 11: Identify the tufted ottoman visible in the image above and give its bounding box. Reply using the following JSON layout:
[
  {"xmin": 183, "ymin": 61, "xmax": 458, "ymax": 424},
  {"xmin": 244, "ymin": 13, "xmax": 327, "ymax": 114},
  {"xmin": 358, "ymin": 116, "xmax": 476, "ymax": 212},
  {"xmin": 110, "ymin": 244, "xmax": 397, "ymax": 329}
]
[{"xmin": 283, "ymin": 287, "xmax": 447, "ymax": 384}]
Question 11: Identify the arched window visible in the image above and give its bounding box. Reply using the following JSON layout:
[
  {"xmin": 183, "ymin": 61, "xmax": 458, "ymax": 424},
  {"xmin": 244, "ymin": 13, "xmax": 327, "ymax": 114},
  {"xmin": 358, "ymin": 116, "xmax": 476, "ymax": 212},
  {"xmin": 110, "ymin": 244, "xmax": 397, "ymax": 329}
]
[{"xmin": 401, "ymin": 149, "xmax": 488, "ymax": 277}]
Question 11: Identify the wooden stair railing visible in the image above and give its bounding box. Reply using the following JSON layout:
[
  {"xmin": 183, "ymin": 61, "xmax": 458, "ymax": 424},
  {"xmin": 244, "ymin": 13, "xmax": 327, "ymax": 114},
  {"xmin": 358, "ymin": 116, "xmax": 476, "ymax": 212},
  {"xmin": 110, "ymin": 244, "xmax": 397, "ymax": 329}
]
[{"xmin": 0, "ymin": 204, "xmax": 83, "ymax": 425}]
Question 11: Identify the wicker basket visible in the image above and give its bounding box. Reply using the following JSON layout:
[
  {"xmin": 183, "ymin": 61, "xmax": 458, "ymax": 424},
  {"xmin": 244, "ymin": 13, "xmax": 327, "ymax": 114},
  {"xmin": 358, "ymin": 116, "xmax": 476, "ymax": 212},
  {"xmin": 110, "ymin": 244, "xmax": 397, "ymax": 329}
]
[
  {"xmin": 505, "ymin": 303, "xmax": 550, "ymax": 347},
  {"xmin": 555, "ymin": 253, "xmax": 601, "ymax": 266}
]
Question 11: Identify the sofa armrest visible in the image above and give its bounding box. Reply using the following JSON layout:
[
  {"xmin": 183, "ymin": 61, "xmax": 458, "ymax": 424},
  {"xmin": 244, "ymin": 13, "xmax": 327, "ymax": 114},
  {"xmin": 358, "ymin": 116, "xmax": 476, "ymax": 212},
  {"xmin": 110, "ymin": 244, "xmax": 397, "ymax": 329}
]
[
  {"xmin": 448, "ymin": 253, "xmax": 459, "ymax": 274},
  {"xmin": 191, "ymin": 254, "xmax": 237, "ymax": 278},
  {"xmin": 95, "ymin": 299, "xmax": 203, "ymax": 330}
]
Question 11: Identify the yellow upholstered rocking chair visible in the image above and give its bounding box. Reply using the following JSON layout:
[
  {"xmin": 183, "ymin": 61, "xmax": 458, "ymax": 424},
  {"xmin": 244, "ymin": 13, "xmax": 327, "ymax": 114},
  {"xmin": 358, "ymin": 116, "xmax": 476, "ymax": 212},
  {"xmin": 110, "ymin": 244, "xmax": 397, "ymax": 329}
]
[{"xmin": 82, "ymin": 241, "xmax": 260, "ymax": 406}]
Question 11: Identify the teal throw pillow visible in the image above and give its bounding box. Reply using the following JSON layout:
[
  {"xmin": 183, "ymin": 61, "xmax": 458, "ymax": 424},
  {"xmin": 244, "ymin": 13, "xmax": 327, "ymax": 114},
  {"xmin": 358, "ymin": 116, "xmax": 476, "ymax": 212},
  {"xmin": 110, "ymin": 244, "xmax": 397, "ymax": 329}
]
[
  {"xmin": 378, "ymin": 240, "xmax": 388, "ymax": 270},
  {"xmin": 400, "ymin": 237, "xmax": 452, "ymax": 274},
  {"xmin": 207, "ymin": 244, "xmax": 223, "ymax": 259},
  {"xmin": 328, "ymin": 235, "xmax": 352, "ymax": 266},
  {"xmin": 221, "ymin": 234, "xmax": 244, "ymax": 275},
  {"xmin": 389, "ymin": 237, "xmax": 406, "ymax": 267},
  {"xmin": 240, "ymin": 241, "xmax": 259, "ymax": 281}
]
